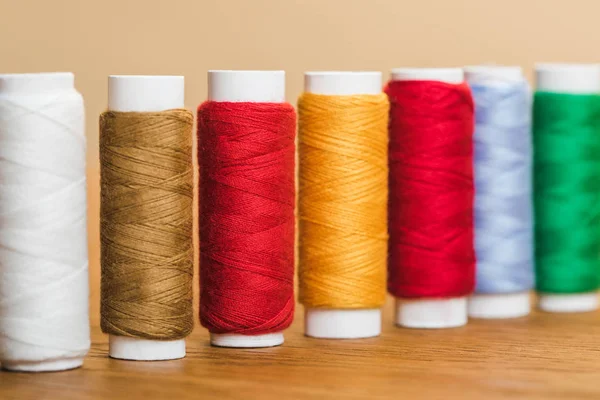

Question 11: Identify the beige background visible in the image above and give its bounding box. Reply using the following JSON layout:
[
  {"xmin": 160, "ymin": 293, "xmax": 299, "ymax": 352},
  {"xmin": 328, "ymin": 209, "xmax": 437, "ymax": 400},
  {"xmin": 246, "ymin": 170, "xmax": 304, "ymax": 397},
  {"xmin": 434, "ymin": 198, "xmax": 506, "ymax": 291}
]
[{"xmin": 1, "ymin": 0, "xmax": 598, "ymax": 322}]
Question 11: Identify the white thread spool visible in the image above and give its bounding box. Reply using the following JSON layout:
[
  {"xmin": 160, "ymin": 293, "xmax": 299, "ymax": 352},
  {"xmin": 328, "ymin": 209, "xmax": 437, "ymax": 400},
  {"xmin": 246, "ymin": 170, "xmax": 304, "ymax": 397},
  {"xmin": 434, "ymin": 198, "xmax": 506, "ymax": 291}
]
[
  {"xmin": 463, "ymin": 65, "xmax": 531, "ymax": 319},
  {"xmin": 534, "ymin": 63, "xmax": 600, "ymax": 313},
  {"xmin": 106, "ymin": 75, "xmax": 187, "ymax": 360},
  {"xmin": 390, "ymin": 67, "xmax": 468, "ymax": 328},
  {"xmin": 207, "ymin": 70, "xmax": 286, "ymax": 348},
  {"xmin": 0, "ymin": 72, "xmax": 90, "ymax": 371},
  {"xmin": 301, "ymin": 71, "xmax": 383, "ymax": 339}
]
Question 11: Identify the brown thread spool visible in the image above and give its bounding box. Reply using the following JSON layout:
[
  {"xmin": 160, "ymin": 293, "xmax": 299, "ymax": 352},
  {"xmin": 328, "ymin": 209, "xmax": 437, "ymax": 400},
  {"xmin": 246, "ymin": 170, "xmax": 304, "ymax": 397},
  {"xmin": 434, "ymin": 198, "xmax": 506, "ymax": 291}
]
[{"xmin": 100, "ymin": 76, "xmax": 193, "ymax": 361}]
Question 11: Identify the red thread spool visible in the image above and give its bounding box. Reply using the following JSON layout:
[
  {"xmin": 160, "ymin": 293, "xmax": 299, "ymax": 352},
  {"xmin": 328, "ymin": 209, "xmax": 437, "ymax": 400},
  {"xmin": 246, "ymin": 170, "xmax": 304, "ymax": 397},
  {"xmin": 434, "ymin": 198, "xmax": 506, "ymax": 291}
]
[
  {"xmin": 386, "ymin": 68, "xmax": 475, "ymax": 328},
  {"xmin": 197, "ymin": 71, "xmax": 296, "ymax": 347}
]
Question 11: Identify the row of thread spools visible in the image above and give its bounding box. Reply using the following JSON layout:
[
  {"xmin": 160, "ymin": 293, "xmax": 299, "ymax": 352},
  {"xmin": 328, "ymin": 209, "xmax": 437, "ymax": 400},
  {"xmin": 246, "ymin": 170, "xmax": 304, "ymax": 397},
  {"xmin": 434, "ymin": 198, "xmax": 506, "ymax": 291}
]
[{"xmin": 0, "ymin": 63, "xmax": 598, "ymax": 372}]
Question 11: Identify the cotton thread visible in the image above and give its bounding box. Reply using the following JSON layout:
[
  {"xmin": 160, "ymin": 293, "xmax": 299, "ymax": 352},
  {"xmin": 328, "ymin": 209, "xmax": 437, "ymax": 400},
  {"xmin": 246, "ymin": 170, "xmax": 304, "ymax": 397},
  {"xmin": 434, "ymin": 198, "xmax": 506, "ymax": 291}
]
[
  {"xmin": 100, "ymin": 109, "xmax": 194, "ymax": 340},
  {"xmin": 0, "ymin": 73, "xmax": 90, "ymax": 370},
  {"xmin": 198, "ymin": 102, "xmax": 295, "ymax": 335},
  {"xmin": 534, "ymin": 92, "xmax": 600, "ymax": 293},
  {"xmin": 386, "ymin": 80, "xmax": 475, "ymax": 298},
  {"xmin": 298, "ymin": 93, "xmax": 388, "ymax": 308},
  {"xmin": 469, "ymin": 77, "xmax": 534, "ymax": 293}
]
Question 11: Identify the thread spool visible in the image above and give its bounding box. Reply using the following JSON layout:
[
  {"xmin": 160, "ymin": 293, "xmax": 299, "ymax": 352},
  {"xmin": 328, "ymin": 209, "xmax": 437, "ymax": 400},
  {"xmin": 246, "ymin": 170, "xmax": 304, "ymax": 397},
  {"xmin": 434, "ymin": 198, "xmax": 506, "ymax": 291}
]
[
  {"xmin": 300, "ymin": 71, "xmax": 385, "ymax": 339},
  {"xmin": 105, "ymin": 75, "xmax": 187, "ymax": 360},
  {"xmin": 0, "ymin": 72, "xmax": 90, "ymax": 371},
  {"xmin": 389, "ymin": 67, "xmax": 470, "ymax": 329},
  {"xmin": 204, "ymin": 70, "xmax": 287, "ymax": 348},
  {"xmin": 464, "ymin": 65, "xmax": 532, "ymax": 319},
  {"xmin": 534, "ymin": 63, "xmax": 600, "ymax": 313}
]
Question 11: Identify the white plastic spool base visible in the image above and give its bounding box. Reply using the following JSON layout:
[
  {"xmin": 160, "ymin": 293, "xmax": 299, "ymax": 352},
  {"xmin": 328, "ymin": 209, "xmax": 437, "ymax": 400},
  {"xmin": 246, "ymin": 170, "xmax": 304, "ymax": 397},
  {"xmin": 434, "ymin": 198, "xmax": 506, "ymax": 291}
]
[
  {"xmin": 538, "ymin": 293, "xmax": 599, "ymax": 313},
  {"xmin": 108, "ymin": 335, "xmax": 185, "ymax": 361},
  {"xmin": 535, "ymin": 64, "xmax": 600, "ymax": 313},
  {"xmin": 207, "ymin": 70, "xmax": 286, "ymax": 348},
  {"xmin": 210, "ymin": 333, "xmax": 284, "ymax": 348},
  {"xmin": 2, "ymin": 357, "xmax": 84, "ymax": 373},
  {"xmin": 395, "ymin": 297, "xmax": 467, "ymax": 328},
  {"xmin": 0, "ymin": 73, "xmax": 87, "ymax": 372},
  {"xmin": 390, "ymin": 67, "xmax": 468, "ymax": 328},
  {"xmin": 301, "ymin": 71, "xmax": 383, "ymax": 339},
  {"xmin": 468, "ymin": 292, "xmax": 530, "ymax": 319},
  {"xmin": 463, "ymin": 65, "xmax": 530, "ymax": 319},
  {"xmin": 107, "ymin": 75, "xmax": 186, "ymax": 361}
]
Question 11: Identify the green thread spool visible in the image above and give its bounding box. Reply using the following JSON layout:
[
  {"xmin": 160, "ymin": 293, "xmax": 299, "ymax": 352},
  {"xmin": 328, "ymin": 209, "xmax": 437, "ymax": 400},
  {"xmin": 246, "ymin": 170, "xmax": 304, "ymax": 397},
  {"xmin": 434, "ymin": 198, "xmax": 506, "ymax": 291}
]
[{"xmin": 534, "ymin": 64, "xmax": 600, "ymax": 312}]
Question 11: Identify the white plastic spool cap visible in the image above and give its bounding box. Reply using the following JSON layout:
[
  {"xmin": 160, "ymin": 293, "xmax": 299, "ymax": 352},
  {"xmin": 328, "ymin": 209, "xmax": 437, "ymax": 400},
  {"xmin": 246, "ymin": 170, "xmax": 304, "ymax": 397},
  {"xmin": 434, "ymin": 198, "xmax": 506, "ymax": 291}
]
[
  {"xmin": 302, "ymin": 71, "xmax": 383, "ymax": 339},
  {"xmin": 107, "ymin": 75, "xmax": 186, "ymax": 361},
  {"xmin": 464, "ymin": 65, "xmax": 523, "ymax": 84},
  {"xmin": 535, "ymin": 63, "xmax": 600, "ymax": 94},
  {"xmin": 108, "ymin": 75, "xmax": 185, "ymax": 112},
  {"xmin": 391, "ymin": 67, "xmax": 464, "ymax": 84},
  {"xmin": 208, "ymin": 70, "xmax": 285, "ymax": 102},
  {"xmin": 463, "ymin": 65, "xmax": 531, "ymax": 319},
  {"xmin": 0, "ymin": 72, "xmax": 75, "ymax": 94},
  {"xmin": 535, "ymin": 63, "xmax": 600, "ymax": 313},
  {"xmin": 0, "ymin": 72, "xmax": 87, "ymax": 372},
  {"xmin": 207, "ymin": 70, "xmax": 285, "ymax": 348},
  {"xmin": 390, "ymin": 67, "xmax": 468, "ymax": 328}
]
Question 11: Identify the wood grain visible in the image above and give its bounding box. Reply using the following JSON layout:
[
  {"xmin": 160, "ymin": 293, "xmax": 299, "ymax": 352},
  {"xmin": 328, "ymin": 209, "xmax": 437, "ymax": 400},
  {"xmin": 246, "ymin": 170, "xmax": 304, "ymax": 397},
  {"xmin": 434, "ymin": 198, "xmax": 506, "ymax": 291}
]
[
  {"xmin": 3, "ymin": 299, "xmax": 600, "ymax": 400},
  {"xmin": 4, "ymin": 171, "xmax": 600, "ymax": 399}
]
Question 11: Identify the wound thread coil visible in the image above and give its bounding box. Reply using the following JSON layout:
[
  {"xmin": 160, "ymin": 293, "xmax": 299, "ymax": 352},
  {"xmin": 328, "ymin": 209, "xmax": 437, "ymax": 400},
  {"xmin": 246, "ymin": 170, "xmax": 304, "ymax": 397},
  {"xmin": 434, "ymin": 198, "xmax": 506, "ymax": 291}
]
[
  {"xmin": 465, "ymin": 66, "xmax": 534, "ymax": 319},
  {"xmin": 534, "ymin": 64, "xmax": 600, "ymax": 313},
  {"xmin": 298, "ymin": 92, "xmax": 389, "ymax": 310},
  {"xmin": 387, "ymin": 68, "xmax": 475, "ymax": 329},
  {"xmin": 100, "ymin": 109, "xmax": 194, "ymax": 342},
  {"xmin": 197, "ymin": 101, "xmax": 296, "ymax": 340},
  {"xmin": 0, "ymin": 72, "xmax": 90, "ymax": 372}
]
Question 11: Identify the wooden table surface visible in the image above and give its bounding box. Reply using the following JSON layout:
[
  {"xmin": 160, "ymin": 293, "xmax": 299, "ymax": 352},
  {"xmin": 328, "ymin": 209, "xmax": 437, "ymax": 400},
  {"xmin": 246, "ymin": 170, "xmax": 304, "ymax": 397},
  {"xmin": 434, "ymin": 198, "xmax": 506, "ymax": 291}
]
[{"xmin": 2, "ymin": 298, "xmax": 600, "ymax": 400}]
